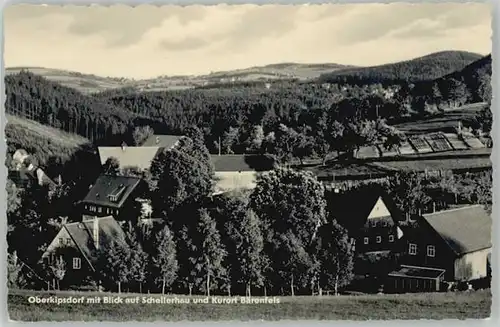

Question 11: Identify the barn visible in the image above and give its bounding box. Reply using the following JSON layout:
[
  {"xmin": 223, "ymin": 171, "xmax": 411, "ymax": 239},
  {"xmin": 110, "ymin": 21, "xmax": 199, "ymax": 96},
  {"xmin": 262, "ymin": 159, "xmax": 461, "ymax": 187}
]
[{"xmin": 388, "ymin": 205, "xmax": 491, "ymax": 292}]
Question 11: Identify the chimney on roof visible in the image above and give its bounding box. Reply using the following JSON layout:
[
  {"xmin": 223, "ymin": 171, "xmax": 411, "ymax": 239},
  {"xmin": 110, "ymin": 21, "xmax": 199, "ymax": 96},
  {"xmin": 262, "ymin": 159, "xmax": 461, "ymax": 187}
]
[
  {"xmin": 121, "ymin": 142, "xmax": 127, "ymax": 151},
  {"xmin": 93, "ymin": 216, "xmax": 99, "ymax": 250}
]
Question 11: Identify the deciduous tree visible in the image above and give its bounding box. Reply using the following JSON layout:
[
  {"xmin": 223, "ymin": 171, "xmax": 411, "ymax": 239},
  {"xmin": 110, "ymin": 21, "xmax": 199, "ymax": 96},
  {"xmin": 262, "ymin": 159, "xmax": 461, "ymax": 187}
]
[{"xmin": 153, "ymin": 226, "xmax": 179, "ymax": 294}]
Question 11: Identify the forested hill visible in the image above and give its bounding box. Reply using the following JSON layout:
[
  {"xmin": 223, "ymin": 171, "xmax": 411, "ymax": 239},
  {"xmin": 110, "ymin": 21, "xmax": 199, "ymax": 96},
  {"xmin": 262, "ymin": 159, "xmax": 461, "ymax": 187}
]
[
  {"xmin": 318, "ymin": 51, "xmax": 483, "ymax": 85},
  {"xmin": 410, "ymin": 54, "xmax": 492, "ymax": 106},
  {"xmin": 4, "ymin": 71, "xmax": 135, "ymax": 144},
  {"xmin": 5, "ymin": 51, "xmax": 491, "ymax": 154}
]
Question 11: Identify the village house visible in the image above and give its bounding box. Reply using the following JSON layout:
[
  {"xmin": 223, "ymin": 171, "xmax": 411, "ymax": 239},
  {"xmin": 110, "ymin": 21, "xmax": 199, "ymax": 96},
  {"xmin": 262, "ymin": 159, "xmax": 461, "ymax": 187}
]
[
  {"xmin": 40, "ymin": 216, "xmax": 127, "ymax": 288},
  {"xmin": 387, "ymin": 205, "xmax": 492, "ymax": 293},
  {"xmin": 10, "ymin": 149, "xmax": 56, "ymax": 188},
  {"xmin": 211, "ymin": 154, "xmax": 275, "ymax": 194},
  {"xmin": 326, "ymin": 186, "xmax": 404, "ymax": 254},
  {"xmin": 78, "ymin": 174, "xmax": 148, "ymax": 224}
]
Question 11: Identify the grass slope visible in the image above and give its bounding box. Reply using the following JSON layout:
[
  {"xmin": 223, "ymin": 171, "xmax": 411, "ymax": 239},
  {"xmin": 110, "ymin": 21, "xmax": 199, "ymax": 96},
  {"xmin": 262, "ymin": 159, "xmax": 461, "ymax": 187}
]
[
  {"xmin": 5, "ymin": 114, "xmax": 91, "ymax": 168},
  {"xmin": 8, "ymin": 289, "xmax": 491, "ymax": 321},
  {"xmin": 393, "ymin": 102, "xmax": 488, "ymax": 135},
  {"xmin": 319, "ymin": 51, "xmax": 483, "ymax": 84}
]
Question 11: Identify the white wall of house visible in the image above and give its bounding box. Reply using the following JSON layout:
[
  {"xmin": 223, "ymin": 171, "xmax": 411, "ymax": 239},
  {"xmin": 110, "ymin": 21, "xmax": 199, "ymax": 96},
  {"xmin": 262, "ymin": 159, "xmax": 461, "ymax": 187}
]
[
  {"xmin": 454, "ymin": 247, "xmax": 491, "ymax": 281},
  {"xmin": 214, "ymin": 171, "xmax": 257, "ymax": 193},
  {"xmin": 42, "ymin": 227, "xmax": 73, "ymax": 258},
  {"xmin": 367, "ymin": 197, "xmax": 391, "ymax": 219}
]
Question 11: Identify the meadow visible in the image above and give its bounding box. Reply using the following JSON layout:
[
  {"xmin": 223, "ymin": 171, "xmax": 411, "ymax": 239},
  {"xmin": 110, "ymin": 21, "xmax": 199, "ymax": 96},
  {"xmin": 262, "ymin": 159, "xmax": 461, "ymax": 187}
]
[{"xmin": 8, "ymin": 289, "xmax": 491, "ymax": 321}]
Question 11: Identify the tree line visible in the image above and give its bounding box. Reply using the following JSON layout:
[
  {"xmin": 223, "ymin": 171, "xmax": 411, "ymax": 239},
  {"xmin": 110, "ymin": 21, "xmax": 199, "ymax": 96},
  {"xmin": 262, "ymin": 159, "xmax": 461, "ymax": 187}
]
[
  {"xmin": 7, "ymin": 128, "xmax": 492, "ymax": 294},
  {"xmin": 5, "ymin": 53, "xmax": 491, "ymax": 157}
]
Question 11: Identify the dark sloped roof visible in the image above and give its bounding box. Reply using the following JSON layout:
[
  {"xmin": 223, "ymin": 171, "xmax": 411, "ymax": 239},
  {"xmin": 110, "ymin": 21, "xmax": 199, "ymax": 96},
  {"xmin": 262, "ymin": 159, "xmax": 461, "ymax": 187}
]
[
  {"xmin": 82, "ymin": 174, "xmax": 142, "ymax": 208},
  {"xmin": 422, "ymin": 205, "xmax": 492, "ymax": 255},
  {"xmin": 141, "ymin": 134, "xmax": 184, "ymax": 147},
  {"xmin": 211, "ymin": 155, "xmax": 275, "ymax": 172},
  {"xmin": 64, "ymin": 216, "xmax": 126, "ymax": 270},
  {"xmin": 389, "ymin": 265, "xmax": 445, "ymax": 279},
  {"xmin": 326, "ymin": 186, "xmax": 400, "ymax": 232}
]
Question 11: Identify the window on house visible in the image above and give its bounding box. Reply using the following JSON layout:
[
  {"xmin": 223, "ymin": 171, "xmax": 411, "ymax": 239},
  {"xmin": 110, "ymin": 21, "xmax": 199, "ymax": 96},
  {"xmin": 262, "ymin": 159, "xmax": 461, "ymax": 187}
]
[
  {"xmin": 73, "ymin": 257, "xmax": 81, "ymax": 270},
  {"xmin": 97, "ymin": 207, "xmax": 102, "ymax": 213},
  {"xmin": 427, "ymin": 245, "xmax": 436, "ymax": 257},
  {"xmin": 409, "ymin": 243, "xmax": 417, "ymax": 255},
  {"xmin": 66, "ymin": 238, "xmax": 72, "ymax": 246},
  {"xmin": 59, "ymin": 238, "xmax": 64, "ymax": 246},
  {"xmin": 376, "ymin": 236, "xmax": 382, "ymax": 243},
  {"xmin": 389, "ymin": 235, "xmax": 394, "ymax": 243},
  {"xmin": 364, "ymin": 237, "xmax": 369, "ymax": 245}
]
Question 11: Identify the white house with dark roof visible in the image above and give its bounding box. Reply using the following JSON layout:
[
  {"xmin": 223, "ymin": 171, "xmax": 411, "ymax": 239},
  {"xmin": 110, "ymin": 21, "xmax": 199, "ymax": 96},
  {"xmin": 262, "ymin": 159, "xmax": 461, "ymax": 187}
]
[
  {"xmin": 41, "ymin": 216, "xmax": 127, "ymax": 288},
  {"xmin": 79, "ymin": 174, "xmax": 147, "ymax": 224}
]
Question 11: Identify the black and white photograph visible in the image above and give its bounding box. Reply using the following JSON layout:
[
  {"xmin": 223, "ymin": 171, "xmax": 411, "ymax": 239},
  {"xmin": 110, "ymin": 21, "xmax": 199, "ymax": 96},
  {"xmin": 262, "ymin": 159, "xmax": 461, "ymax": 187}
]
[{"xmin": 2, "ymin": 2, "xmax": 493, "ymax": 321}]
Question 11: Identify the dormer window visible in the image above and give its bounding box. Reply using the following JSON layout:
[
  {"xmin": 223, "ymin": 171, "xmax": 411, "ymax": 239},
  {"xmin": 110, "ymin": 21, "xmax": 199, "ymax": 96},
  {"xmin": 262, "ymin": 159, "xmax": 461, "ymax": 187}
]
[{"xmin": 107, "ymin": 184, "xmax": 127, "ymax": 202}]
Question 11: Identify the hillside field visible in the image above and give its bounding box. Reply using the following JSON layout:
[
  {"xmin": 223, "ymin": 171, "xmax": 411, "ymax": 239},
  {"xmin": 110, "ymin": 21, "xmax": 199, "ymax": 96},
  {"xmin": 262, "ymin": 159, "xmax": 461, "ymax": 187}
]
[{"xmin": 8, "ymin": 289, "xmax": 491, "ymax": 321}]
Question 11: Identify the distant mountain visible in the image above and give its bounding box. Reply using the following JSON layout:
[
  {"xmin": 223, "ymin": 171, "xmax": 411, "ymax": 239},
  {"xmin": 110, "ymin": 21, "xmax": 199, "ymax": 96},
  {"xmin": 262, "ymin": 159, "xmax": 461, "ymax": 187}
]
[
  {"xmin": 6, "ymin": 63, "xmax": 353, "ymax": 94},
  {"xmin": 412, "ymin": 54, "xmax": 492, "ymax": 105},
  {"xmin": 318, "ymin": 51, "xmax": 483, "ymax": 85},
  {"xmin": 5, "ymin": 67, "xmax": 133, "ymax": 94},
  {"xmin": 437, "ymin": 54, "xmax": 491, "ymax": 86}
]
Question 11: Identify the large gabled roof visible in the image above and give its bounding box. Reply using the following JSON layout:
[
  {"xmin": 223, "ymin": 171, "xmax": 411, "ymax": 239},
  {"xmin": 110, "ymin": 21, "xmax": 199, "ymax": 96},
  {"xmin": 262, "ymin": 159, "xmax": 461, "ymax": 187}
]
[
  {"xmin": 422, "ymin": 205, "xmax": 492, "ymax": 256},
  {"xmin": 141, "ymin": 134, "xmax": 184, "ymax": 147},
  {"xmin": 211, "ymin": 154, "xmax": 275, "ymax": 172},
  {"xmin": 81, "ymin": 174, "xmax": 142, "ymax": 208},
  {"xmin": 98, "ymin": 146, "xmax": 161, "ymax": 170},
  {"xmin": 326, "ymin": 186, "xmax": 401, "ymax": 232},
  {"xmin": 64, "ymin": 216, "xmax": 127, "ymax": 271}
]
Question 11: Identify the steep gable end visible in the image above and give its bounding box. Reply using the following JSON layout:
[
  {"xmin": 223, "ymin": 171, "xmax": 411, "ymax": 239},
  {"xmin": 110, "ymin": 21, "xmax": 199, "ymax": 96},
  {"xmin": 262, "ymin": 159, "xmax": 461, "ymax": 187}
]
[{"xmin": 367, "ymin": 196, "xmax": 391, "ymax": 220}]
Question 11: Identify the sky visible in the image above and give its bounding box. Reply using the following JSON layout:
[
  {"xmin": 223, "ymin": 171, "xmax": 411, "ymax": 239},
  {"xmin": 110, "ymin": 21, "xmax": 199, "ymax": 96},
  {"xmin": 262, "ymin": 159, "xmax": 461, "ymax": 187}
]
[{"xmin": 4, "ymin": 3, "xmax": 492, "ymax": 79}]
